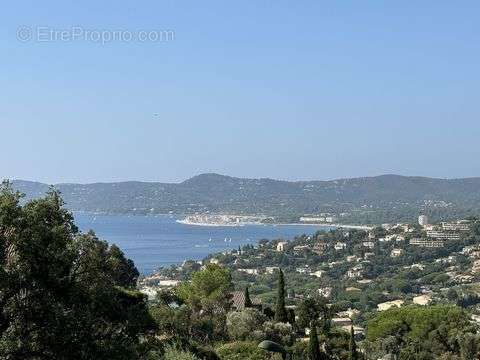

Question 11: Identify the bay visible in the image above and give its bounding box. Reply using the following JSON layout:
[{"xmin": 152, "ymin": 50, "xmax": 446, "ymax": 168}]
[{"xmin": 74, "ymin": 213, "xmax": 334, "ymax": 274}]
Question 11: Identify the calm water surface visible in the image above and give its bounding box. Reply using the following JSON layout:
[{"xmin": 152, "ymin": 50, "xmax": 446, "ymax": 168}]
[{"xmin": 75, "ymin": 213, "xmax": 334, "ymax": 274}]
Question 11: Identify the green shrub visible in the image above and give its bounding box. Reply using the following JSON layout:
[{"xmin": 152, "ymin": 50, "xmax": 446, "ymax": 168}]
[
  {"xmin": 163, "ymin": 344, "xmax": 199, "ymax": 360},
  {"xmin": 216, "ymin": 341, "xmax": 275, "ymax": 360}
]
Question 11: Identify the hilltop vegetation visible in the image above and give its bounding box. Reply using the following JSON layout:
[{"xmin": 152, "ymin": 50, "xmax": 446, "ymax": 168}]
[{"xmin": 11, "ymin": 173, "xmax": 480, "ymax": 224}]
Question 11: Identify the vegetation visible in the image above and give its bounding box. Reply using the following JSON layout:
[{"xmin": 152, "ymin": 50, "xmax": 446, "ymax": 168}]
[
  {"xmin": 13, "ymin": 173, "xmax": 480, "ymax": 223},
  {"xmin": 3, "ymin": 183, "xmax": 480, "ymax": 359},
  {"xmin": 0, "ymin": 182, "xmax": 155, "ymax": 359}
]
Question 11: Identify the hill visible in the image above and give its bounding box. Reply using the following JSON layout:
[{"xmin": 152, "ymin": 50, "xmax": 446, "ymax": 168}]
[{"xmin": 8, "ymin": 173, "xmax": 480, "ymax": 224}]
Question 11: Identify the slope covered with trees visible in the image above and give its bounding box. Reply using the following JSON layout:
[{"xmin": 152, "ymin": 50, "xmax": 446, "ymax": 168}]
[{"xmin": 11, "ymin": 173, "xmax": 480, "ymax": 223}]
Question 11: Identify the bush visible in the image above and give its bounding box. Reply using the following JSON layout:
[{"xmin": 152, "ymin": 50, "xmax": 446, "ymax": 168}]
[
  {"xmin": 163, "ymin": 344, "xmax": 199, "ymax": 360},
  {"xmin": 216, "ymin": 341, "xmax": 278, "ymax": 360},
  {"xmin": 226, "ymin": 309, "xmax": 266, "ymax": 341}
]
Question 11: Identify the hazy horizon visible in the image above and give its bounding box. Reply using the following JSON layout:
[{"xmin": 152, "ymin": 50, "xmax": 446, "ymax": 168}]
[{"xmin": 9, "ymin": 171, "xmax": 480, "ymax": 186}]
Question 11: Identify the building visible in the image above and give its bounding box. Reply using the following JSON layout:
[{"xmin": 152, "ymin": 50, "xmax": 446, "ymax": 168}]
[
  {"xmin": 377, "ymin": 300, "xmax": 404, "ymax": 311},
  {"xmin": 276, "ymin": 241, "xmax": 288, "ymax": 252},
  {"xmin": 231, "ymin": 291, "xmax": 246, "ymax": 311},
  {"xmin": 347, "ymin": 265, "xmax": 363, "ymax": 278},
  {"xmin": 313, "ymin": 242, "xmax": 328, "ymax": 255},
  {"xmin": 418, "ymin": 215, "xmax": 429, "ymax": 226},
  {"xmin": 410, "ymin": 238, "xmax": 444, "ymax": 248},
  {"xmin": 441, "ymin": 221, "xmax": 471, "ymax": 232},
  {"xmin": 331, "ymin": 317, "xmax": 352, "ymax": 327},
  {"xmin": 362, "ymin": 241, "xmax": 375, "ymax": 249},
  {"xmin": 237, "ymin": 268, "xmax": 259, "ymax": 275},
  {"xmin": 334, "ymin": 242, "xmax": 347, "ymax": 251},
  {"xmin": 265, "ymin": 266, "xmax": 280, "ymax": 274},
  {"xmin": 293, "ymin": 245, "xmax": 309, "ymax": 253},
  {"xmin": 413, "ymin": 294, "xmax": 432, "ymax": 305},
  {"xmin": 391, "ymin": 248, "xmax": 404, "ymax": 257},
  {"xmin": 318, "ymin": 287, "xmax": 332, "ymax": 298},
  {"xmin": 310, "ymin": 270, "xmax": 325, "ymax": 278},
  {"xmin": 426, "ymin": 230, "xmax": 461, "ymax": 241}
]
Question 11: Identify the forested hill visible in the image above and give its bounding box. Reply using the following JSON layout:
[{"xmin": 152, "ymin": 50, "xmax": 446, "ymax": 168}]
[{"xmin": 10, "ymin": 173, "xmax": 480, "ymax": 223}]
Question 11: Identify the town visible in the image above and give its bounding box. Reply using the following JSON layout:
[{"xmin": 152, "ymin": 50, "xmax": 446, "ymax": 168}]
[{"xmin": 140, "ymin": 215, "xmax": 480, "ymax": 358}]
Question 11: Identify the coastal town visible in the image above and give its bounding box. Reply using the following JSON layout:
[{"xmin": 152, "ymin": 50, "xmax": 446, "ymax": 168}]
[{"xmin": 139, "ymin": 214, "xmax": 480, "ymax": 357}]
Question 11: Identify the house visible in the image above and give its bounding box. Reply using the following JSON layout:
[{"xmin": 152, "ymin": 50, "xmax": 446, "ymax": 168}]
[
  {"xmin": 377, "ymin": 300, "xmax": 404, "ymax": 311},
  {"xmin": 296, "ymin": 267, "xmax": 309, "ymax": 274},
  {"xmin": 336, "ymin": 308, "xmax": 360, "ymax": 318},
  {"xmin": 331, "ymin": 317, "xmax": 352, "ymax": 327},
  {"xmin": 413, "ymin": 294, "xmax": 432, "ymax": 305},
  {"xmin": 426, "ymin": 230, "xmax": 461, "ymax": 241},
  {"xmin": 318, "ymin": 287, "xmax": 332, "ymax": 298},
  {"xmin": 362, "ymin": 241, "xmax": 375, "ymax": 249},
  {"xmin": 313, "ymin": 242, "xmax": 328, "ymax": 254},
  {"xmin": 346, "ymin": 255, "xmax": 357, "ymax": 262},
  {"xmin": 293, "ymin": 245, "xmax": 309, "ymax": 253},
  {"xmin": 265, "ymin": 266, "xmax": 280, "ymax": 274},
  {"xmin": 276, "ymin": 241, "xmax": 288, "ymax": 252},
  {"xmin": 357, "ymin": 279, "xmax": 373, "ymax": 284},
  {"xmin": 409, "ymin": 238, "xmax": 444, "ymax": 248},
  {"xmin": 237, "ymin": 268, "xmax": 259, "ymax": 275},
  {"xmin": 347, "ymin": 265, "xmax": 363, "ymax": 278},
  {"xmin": 310, "ymin": 270, "xmax": 325, "ymax": 278},
  {"xmin": 345, "ymin": 287, "xmax": 361, "ymax": 292},
  {"xmin": 364, "ymin": 252, "xmax": 375, "ymax": 260},
  {"xmin": 230, "ymin": 291, "xmax": 246, "ymax": 311},
  {"xmin": 390, "ymin": 248, "xmax": 404, "ymax": 257},
  {"xmin": 334, "ymin": 242, "xmax": 347, "ymax": 251}
]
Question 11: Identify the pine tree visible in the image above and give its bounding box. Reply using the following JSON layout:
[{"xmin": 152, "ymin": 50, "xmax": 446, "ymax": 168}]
[
  {"xmin": 244, "ymin": 286, "xmax": 252, "ymax": 308},
  {"xmin": 308, "ymin": 322, "xmax": 321, "ymax": 360},
  {"xmin": 274, "ymin": 269, "xmax": 288, "ymax": 322},
  {"xmin": 349, "ymin": 325, "xmax": 359, "ymax": 360}
]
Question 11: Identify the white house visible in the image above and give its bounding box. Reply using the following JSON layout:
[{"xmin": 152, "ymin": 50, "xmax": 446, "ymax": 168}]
[{"xmin": 276, "ymin": 241, "xmax": 289, "ymax": 252}]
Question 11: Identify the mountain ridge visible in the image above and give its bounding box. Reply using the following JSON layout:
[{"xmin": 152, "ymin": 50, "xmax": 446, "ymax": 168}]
[{"xmin": 7, "ymin": 173, "xmax": 480, "ymax": 224}]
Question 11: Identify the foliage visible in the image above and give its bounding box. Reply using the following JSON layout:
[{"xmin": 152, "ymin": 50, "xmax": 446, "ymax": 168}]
[
  {"xmin": 0, "ymin": 184, "xmax": 154, "ymax": 359},
  {"xmin": 274, "ymin": 269, "xmax": 288, "ymax": 323},
  {"xmin": 308, "ymin": 323, "xmax": 322, "ymax": 360},
  {"xmin": 226, "ymin": 308, "xmax": 266, "ymax": 341},
  {"xmin": 162, "ymin": 344, "xmax": 199, "ymax": 360},
  {"xmin": 215, "ymin": 341, "xmax": 279, "ymax": 360},
  {"xmin": 366, "ymin": 305, "xmax": 478, "ymax": 359}
]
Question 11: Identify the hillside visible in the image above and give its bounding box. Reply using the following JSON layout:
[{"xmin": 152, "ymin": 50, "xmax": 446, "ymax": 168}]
[{"xmin": 9, "ymin": 173, "xmax": 480, "ymax": 224}]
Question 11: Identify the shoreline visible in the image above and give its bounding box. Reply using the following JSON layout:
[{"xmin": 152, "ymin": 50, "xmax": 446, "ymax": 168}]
[{"xmin": 176, "ymin": 219, "xmax": 373, "ymax": 230}]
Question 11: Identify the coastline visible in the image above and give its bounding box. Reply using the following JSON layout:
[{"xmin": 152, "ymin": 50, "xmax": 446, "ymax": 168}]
[{"xmin": 177, "ymin": 219, "xmax": 373, "ymax": 230}]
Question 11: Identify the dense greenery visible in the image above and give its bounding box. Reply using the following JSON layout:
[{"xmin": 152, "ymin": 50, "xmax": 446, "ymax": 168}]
[
  {"xmin": 0, "ymin": 183, "xmax": 155, "ymax": 359},
  {"xmin": 365, "ymin": 305, "xmax": 479, "ymax": 359},
  {"xmin": 3, "ymin": 184, "xmax": 480, "ymax": 359},
  {"xmin": 13, "ymin": 173, "xmax": 480, "ymax": 223}
]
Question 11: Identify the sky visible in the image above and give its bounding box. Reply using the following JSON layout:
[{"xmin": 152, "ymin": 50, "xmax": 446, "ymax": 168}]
[{"xmin": 1, "ymin": 1, "xmax": 480, "ymax": 184}]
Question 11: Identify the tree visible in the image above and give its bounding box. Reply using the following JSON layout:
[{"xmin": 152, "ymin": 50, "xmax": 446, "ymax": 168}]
[
  {"xmin": 349, "ymin": 326, "xmax": 359, "ymax": 360},
  {"xmin": 274, "ymin": 269, "xmax": 288, "ymax": 323},
  {"xmin": 0, "ymin": 184, "xmax": 154, "ymax": 359},
  {"xmin": 176, "ymin": 264, "xmax": 233, "ymax": 341},
  {"xmin": 177, "ymin": 263, "xmax": 233, "ymax": 313},
  {"xmin": 244, "ymin": 286, "xmax": 253, "ymax": 308},
  {"xmin": 308, "ymin": 322, "xmax": 321, "ymax": 360},
  {"xmin": 226, "ymin": 308, "xmax": 266, "ymax": 341}
]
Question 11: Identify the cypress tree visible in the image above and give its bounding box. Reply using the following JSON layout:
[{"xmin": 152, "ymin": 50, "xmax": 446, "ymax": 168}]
[
  {"xmin": 308, "ymin": 322, "xmax": 321, "ymax": 360},
  {"xmin": 349, "ymin": 325, "xmax": 359, "ymax": 360},
  {"xmin": 274, "ymin": 269, "xmax": 288, "ymax": 322},
  {"xmin": 244, "ymin": 286, "xmax": 252, "ymax": 308}
]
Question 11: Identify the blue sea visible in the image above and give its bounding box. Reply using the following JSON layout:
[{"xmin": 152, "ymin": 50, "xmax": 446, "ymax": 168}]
[{"xmin": 74, "ymin": 213, "xmax": 334, "ymax": 274}]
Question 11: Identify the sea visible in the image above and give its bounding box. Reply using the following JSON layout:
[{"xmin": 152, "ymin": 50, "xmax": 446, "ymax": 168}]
[{"xmin": 74, "ymin": 213, "xmax": 335, "ymax": 274}]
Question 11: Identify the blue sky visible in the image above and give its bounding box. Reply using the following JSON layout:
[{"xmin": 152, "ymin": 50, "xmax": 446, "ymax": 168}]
[{"xmin": 1, "ymin": 1, "xmax": 480, "ymax": 183}]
